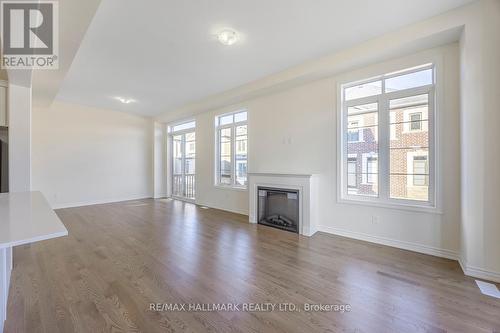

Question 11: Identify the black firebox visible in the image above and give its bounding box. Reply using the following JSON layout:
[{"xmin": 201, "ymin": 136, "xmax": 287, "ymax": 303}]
[{"xmin": 257, "ymin": 187, "xmax": 299, "ymax": 233}]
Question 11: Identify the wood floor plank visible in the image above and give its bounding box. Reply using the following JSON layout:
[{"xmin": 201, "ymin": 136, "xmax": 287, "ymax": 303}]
[{"xmin": 4, "ymin": 198, "xmax": 500, "ymax": 333}]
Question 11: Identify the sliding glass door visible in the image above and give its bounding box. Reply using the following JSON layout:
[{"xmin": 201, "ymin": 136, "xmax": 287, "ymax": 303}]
[{"xmin": 170, "ymin": 121, "xmax": 196, "ymax": 201}]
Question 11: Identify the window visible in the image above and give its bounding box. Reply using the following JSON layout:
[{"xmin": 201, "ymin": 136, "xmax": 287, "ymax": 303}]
[
  {"xmin": 412, "ymin": 156, "xmax": 428, "ymax": 186},
  {"xmin": 215, "ymin": 110, "xmax": 248, "ymax": 187},
  {"xmin": 347, "ymin": 157, "xmax": 357, "ymax": 189},
  {"xmin": 347, "ymin": 120, "xmax": 360, "ymax": 142},
  {"xmin": 409, "ymin": 112, "xmax": 422, "ymax": 131},
  {"xmin": 366, "ymin": 157, "xmax": 378, "ymax": 184},
  {"xmin": 340, "ymin": 64, "xmax": 435, "ymax": 208}
]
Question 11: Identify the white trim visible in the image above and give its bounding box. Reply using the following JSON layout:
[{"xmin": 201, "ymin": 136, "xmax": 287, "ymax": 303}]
[
  {"xmin": 195, "ymin": 200, "xmax": 248, "ymax": 216},
  {"xmin": 247, "ymin": 173, "xmax": 312, "ymax": 178},
  {"xmin": 459, "ymin": 259, "xmax": 500, "ymax": 284},
  {"xmin": 51, "ymin": 195, "xmax": 152, "ymax": 209},
  {"xmin": 337, "ymin": 196, "xmax": 442, "ymax": 214},
  {"xmin": 318, "ymin": 225, "xmax": 459, "ymax": 260},
  {"xmin": 213, "ymin": 184, "xmax": 248, "ymax": 192}
]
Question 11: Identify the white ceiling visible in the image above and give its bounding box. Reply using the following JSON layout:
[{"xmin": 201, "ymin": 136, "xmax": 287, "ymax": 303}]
[{"xmin": 56, "ymin": 0, "xmax": 473, "ymax": 117}]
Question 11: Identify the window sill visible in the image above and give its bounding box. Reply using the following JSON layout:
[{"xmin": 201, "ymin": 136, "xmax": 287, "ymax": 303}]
[
  {"xmin": 337, "ymin": 197, "xmax": 442, "ymax": 214},
  {"xmin": 214, "ymin": 185, "xmax": 248, "ymax": 192}
]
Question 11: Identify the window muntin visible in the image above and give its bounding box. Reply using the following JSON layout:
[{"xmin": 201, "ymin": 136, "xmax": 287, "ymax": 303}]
[
  {"xmin": 341, "ymin": 64, "xmax": 435, "ymax": 208},
  {"xmin": 215, "ymin": 110, "xmax": 248, "ymax": 188}
]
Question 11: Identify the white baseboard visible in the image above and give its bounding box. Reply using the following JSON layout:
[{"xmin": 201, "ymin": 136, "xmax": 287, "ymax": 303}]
[
  {"xmin": 458, "ymin": 258, "xmax": 500, "ymax": 284},
  {"xmin": 317, "ymin": 225, "xmax": 459, "ymax": 260},
  {"xmin": 195, "ymin": 201, "xmax": 249, "ymax": 217},
  {"xmin": 52, "ymin": 195, "xmax": 152, "ymax": 209}
]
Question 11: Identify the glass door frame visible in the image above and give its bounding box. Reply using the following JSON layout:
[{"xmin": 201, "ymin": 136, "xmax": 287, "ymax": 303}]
[{"xmin": 168, "ymin": 123, "xmax": 196, "ymax": 202}]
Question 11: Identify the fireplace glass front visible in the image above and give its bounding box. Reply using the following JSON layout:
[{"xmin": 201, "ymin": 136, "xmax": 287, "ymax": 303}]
[{"xmin": 257, "ymin": 187, "xmax": 299, "ymax": 233}]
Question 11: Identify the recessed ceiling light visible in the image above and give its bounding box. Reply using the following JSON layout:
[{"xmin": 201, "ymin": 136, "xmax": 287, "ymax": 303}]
[
  {"xmin": 217, "ymin": 29, "xmax": 239, "ymax": 46},
  {"xmin": 114, "ymin": 97, "xmax": 136, "ymax": 104}
]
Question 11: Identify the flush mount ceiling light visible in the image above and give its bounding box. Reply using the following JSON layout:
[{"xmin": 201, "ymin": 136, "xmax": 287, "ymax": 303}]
[
  {"xmin": 114, "ymin": 97, "xmax": 136, "ymax": 104},
  {"xmin": 217, "ymin": 29, "xmax": 239, "ymax": 46}
]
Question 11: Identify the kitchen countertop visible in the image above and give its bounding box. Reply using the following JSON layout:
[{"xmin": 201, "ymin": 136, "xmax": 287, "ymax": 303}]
[{"xmin": 0, "ymin": 191, "xmax": 68, "ymax": 249}]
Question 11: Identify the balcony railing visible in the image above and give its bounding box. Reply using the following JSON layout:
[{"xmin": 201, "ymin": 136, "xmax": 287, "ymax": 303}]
[{"xmin": 173, "ymin": 174, "xmax": 195, "ymax": 199}]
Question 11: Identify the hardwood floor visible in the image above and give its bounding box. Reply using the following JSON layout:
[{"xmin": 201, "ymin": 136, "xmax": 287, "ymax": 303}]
[{"xmin": 4, "ymin": 199, "xmax": 500, "ymax": 333}]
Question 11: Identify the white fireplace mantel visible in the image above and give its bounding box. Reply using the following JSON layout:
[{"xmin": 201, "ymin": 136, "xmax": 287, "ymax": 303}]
[{"xmin": 248, "ymin": 173, "xmax": 319, "ymax": 236}]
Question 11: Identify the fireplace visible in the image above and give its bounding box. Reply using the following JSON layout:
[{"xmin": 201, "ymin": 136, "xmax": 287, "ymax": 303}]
[
  {"xmin": 249, "ymin": 173, "xmax": 318, "ymax": 236},
  {"xmin": 257, "ymin": 187, "xmax": 299, "ymax": 233}
]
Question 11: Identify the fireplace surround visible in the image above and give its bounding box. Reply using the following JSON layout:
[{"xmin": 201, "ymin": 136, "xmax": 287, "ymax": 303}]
[{"xmin": 248, "ymin": 173, "xmax": 318, "ymax": 236}]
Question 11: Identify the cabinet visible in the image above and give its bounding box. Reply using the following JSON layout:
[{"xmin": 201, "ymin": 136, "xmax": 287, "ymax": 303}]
[{"xmin": 0, "ymin": 81, "xmax": 7, "ymax": 127}]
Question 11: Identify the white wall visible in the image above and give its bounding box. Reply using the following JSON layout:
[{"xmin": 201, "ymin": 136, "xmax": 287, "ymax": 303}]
[
  {"xmin": 153, "ymin": 122, "xmax": 167, "ymax": 198},
  {"xmin": 32, "ymin": 101, "xmax": 153, "ymax": 208},
  {"xmin": 189, "ymin": 44, "xmax": 460, "ymax": 257},
  {"xmin": 8, "ymin": 84, "xmax": 32, "ymax": 192},
  {"xmin": 458, "ymin": 0, "xmax": 500, "ymax": 281}
]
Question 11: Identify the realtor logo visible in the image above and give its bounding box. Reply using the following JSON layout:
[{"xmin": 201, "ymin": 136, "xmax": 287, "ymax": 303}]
[{"xmin": 1, "ymin": 0, "xmax": 59, "ymax": 69}]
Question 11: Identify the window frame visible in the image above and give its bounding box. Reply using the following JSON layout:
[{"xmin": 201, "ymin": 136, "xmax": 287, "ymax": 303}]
[
  {"xmin": 215, "ymin": 109, "xmax": 248, "ymax": 189},
  {"xmin": 338, "ymin": 63, "xmax": 438, "ymax": 212}
]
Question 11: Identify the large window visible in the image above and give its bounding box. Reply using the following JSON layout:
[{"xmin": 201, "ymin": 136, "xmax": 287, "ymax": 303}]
[
  {"xmin": 215, "ymin": 110, "xmax": 248, "ymax": 188},
  {"xmin": 340, "ymin": 64, "xmax": 435, "ymax": 208}
]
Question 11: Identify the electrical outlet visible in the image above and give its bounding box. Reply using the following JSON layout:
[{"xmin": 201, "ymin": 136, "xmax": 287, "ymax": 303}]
[{"xmin": 372, "ymin": 216, "xmax": 379, "ymax": 224}]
